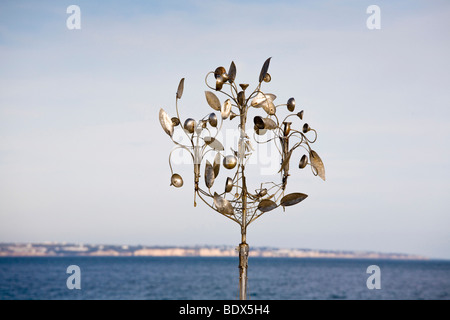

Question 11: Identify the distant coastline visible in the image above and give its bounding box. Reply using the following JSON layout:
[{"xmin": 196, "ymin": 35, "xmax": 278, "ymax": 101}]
[{"xmin": 0, "ymin": 242, "xmax": 427, "ymax": 260}]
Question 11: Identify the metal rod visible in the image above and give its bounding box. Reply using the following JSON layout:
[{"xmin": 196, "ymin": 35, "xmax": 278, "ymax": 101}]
[
  {"xmin": 238, "ymin": 108, "xmax": 249, "ymax": 300},
  {"xmin": 238, "ymin": 241, "xmax": 249, "ymax": 300}
]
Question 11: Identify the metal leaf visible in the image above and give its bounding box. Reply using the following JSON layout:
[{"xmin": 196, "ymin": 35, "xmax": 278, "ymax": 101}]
[
  {"xmin": 310, "ymin": 150, "xmax": 325, "ymax": 181},
  {"xmin": 214, "ymin": 192, "xmax": 234, "ymax": 215},
  {"xmin": 262, "ymin": 100, "xmax": 276, "ymax": 115},
  {"xmin": 204, "ymin": 137, "xmax": 224, "ymax": 151},
  {"xmin": 263, "ymin": 118, "xmax": 277, "ymax": 130},
  {"xmin": 228, "ymin": 61, "xmax": 236, "ymax": 83},
  {"xmin": 278, "ymin": 149, "xmax": 293, "ymax": 173},
  {"xmin": 205, "ymin": 91, "xmax": 221, "ymax": 111},
  {"xmin": 251, "ymin": 92, "xmax": 276, "ymax": 108},
  {"xmin": 258, "ymin": 199, "xmax": 278, "ymax": 212},
  {"xmin": 259, "ymin": 57, "xmax": 272, "ymax": 83},
  {"xmin": 237, "ymin": 91, "xmax": 245, "ymax": 106},
  {"xmin": 176, "ymin": 78, "xmax": 184, "ymax": 99},
  {"xmin": 213, "ymin": 153, "xmax": 221, "ymax": 178},
  {"xmin": 205, "ymin": 160, "xmax": 215, "ymax": 189},
  {"xmin": 159, "ymin": 108, "xmax": 173, "ymax": 137},
  {"xmin": 221, "ymin": 99, "xmax": 232, "ymax": 119},
  {"xmin": 280, "ymin": 193, "xmax": 308, "ymax": 207}
]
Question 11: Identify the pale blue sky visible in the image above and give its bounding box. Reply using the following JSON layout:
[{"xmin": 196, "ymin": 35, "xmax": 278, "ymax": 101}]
[{"xmin": 1, "ymin": 1, "xmax": 449, "ymax": 259}]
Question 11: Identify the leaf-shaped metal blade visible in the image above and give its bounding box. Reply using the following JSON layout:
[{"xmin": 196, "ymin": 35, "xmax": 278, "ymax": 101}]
[
  {"xmin": 310, "ymin": 150, "xmax": 325, "ymax": 181},
  {"xmin": 251, "ymin": 92, "xmax": 277, "ymax": 108},
  {"xmin": 213, "ymin": 153, "xmax": 221, "ymax": 178},
  {"xmin": 205, "ymin": 160, "xmax": 215, "ymax": 189},
  {"xmin": 221, "ymin": 99, "xmax": 232, "ymax": 119},
  {"xmin": 176, "ymin": 78, "xmax": 184, "ymax": 99},
  {"xmin": 214, "ymin": 192, "xmax": 234, "ymax": 215},
  {"xmin": 280, "ymin": 193, "xmax": 308, "ymax": 207},
  {"xmin": 228, "ymin": 61, "xmax": 236, "ymax": 83},
  {"xmin": 204, "ymin": 137, "xmax": 225, "ymax": 151},
  {"xmin": 278, "ymin": 149, "xmax": 293, "ymax": 173},
  {"xmin": 259, "ymin": 57, "xmax": 272, "ymax": 83},
  {"xmin": 159, "ymin": 108, "xmax": 174, "ymax": 137},
  {"xmin": 258, "ymin": 199, "xmax": 278, "ymax": 212},
  {"xmin": 262, "ymin": 100, "xmax": 276, "ymax": 115},
  {"xmin": 263, "ymin": 118, "xmax": 277, "ymax": 130},
  {"xmin": 237, "ymin": 91, "xmax": 245, "ymax": 106},
  {"xmin": 205, "ymin": 91, "xmax": 221, "ymax": 111}
]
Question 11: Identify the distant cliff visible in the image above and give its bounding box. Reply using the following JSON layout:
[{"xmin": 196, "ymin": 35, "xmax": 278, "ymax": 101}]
[{"xmin": 0, "ymin": 243, "xmax": 427, "ymax": 260}]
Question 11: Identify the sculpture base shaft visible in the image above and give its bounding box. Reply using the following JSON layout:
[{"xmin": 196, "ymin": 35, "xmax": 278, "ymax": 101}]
[{"xmin": 238, "ymin": 242, "xmax": 249, "ymax": 300}]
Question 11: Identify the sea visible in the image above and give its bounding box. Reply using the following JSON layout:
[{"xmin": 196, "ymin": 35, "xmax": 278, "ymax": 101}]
[{"xmin": 0, "ymin": 257, "xmax": 449, "ymax": 300}]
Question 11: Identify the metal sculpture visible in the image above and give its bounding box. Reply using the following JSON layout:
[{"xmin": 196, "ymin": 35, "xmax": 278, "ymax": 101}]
[{"xmin": 159, "ymin": 58, "xmax": 325, "ymax": 299}]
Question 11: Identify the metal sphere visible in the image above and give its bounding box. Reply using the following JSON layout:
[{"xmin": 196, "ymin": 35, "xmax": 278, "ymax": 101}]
[
  {"xmin": 302, "ymin": 123, "xmax": 310, "ymax": 133},
  {"xmin": 208, "ymin": 113, "xmax": 218, "ymax": 127},
  {"xmin": 214, "ymin": 66, "xmax": 226, "ymax": 79},
  {"xmin": 283, "ymin": 122, "xmax": 291, "ymax": 136},
  {"xmin": 263, "ymin": 73, "xmax": 271, "ymax": 83},
  {"xmin": 170, "ymin": 173, "xmax": 183, "ymax": 188},
  {"xmin": 171, "ymin": 117, "xmax": 180, "ymax": 126},
  {"xmin": 287, "ymin": 98, "xmax": 295, "ymax": 112},
  {"xmin": 223, "ymin": 155, "xmax": 237, "ymax": 170},
  {"xmin": 253, "ymin": 116, "xmax": 265, "ymax": 129},
  {"xmin": 299, "ymin": 154, "xmax": 308, "ymax": 169},
  {"xmin": 184, "ymin": 118, "xmax": 196, "ymax": 134},
  {"xmin": 225, "ymin": 177, "xmax": 233, "ymax": 193}
]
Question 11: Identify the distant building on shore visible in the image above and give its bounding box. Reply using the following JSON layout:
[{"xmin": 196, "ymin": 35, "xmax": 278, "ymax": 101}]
[{"xmin": 0, "ymin": 242, "xmax": 427, "ymax": 260}]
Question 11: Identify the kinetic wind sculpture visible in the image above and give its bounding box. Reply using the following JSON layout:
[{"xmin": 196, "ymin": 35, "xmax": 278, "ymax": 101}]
[{"xmin": 158, "ymin": 58, "xmax": 325, "ymax": 300}]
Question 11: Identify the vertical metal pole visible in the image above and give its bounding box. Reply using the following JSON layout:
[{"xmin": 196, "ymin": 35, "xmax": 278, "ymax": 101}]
[
  {"xmin": 238, "ymin": 240, "xmax": 249, "ymax": 300},
  {"xmin": 239, "ymin": 174, "xmax": 248, "ymax": 300},
  {"xmin": 238, "ymin": 109, "xmax": 249, "ymax": 300}
]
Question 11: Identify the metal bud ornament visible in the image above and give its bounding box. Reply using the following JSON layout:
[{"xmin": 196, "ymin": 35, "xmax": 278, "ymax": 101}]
[
  {"xmin": 184, "ymin": 118, "xmax": 196, "ymax": 134},
  {"xmin": 157, "ymin": 58, "xmax": 325, "ymax": 300},
  {"xmin": 208, "ymin": 113, "xmax": 218, "ymax": 127},
  {"xmin": 223, "ymin": 155, "xmax": 237, "ymax": 169},
  {"xmin": 287, "ymin": 97, "xmax": 296, "ymax": 112},
  {"xmin": 170, "ymin": 173, "xmax": 183, "ymax": 188}
]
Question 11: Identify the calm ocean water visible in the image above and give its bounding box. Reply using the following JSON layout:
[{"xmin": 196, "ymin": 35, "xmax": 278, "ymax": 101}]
[{"xmin": 0, "ymin": 257, "xmax": 449, "ymax": 300}]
